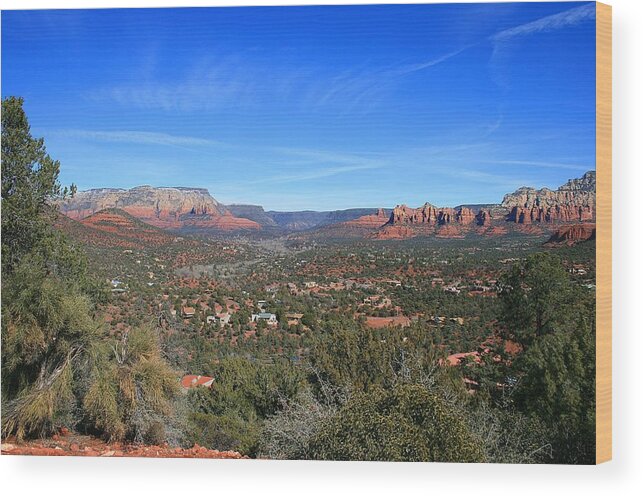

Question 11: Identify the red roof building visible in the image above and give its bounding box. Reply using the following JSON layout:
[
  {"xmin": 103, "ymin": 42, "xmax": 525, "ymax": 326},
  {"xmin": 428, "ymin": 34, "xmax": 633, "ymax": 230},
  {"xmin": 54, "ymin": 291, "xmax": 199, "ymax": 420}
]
[{"xmin": 181, "ymin": 375, "xmax": 215, "ymax": 389}]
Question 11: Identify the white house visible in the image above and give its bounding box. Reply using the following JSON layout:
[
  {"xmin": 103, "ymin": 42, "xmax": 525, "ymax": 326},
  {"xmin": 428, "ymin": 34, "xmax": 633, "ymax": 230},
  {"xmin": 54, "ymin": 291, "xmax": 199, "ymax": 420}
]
[{"xmin": 251, "ymin": 313, "xmax": 278, "ymax": 325}]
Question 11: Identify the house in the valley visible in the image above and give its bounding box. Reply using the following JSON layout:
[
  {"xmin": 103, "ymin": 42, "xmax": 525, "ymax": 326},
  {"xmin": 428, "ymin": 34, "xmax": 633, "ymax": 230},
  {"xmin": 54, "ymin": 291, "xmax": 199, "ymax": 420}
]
[
  {"xmin": 286, "ymin": 313, "xmax": 304, "ymax": 326},
  {"xmin": 181, "ymin": 306, "xmax": 196, "ymax": 318},
  {"xmin": 216, "ymin": 313, "xmax": 231, "ymax": 326},
  {"xmin": 257, "ymin": 300, "xmax": 269, "ymax": 312},
  {"xmin": 207, "ymin": 313, "xmax": 230, "ymax": 327},
  {"xmin": 180, "ymin": 375, "xmax": 215, "ymax": 389},
  {"xmin": 251, "ymin": 312, "xmax": 278, "ymax": 325}
]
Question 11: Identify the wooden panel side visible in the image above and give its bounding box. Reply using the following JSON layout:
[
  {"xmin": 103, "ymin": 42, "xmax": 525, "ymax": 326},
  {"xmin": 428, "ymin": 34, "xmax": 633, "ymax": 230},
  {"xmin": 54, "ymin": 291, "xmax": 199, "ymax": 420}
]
[{"xmin": 595, "ymin": 1, "xmax": 612, "ymax": 465}]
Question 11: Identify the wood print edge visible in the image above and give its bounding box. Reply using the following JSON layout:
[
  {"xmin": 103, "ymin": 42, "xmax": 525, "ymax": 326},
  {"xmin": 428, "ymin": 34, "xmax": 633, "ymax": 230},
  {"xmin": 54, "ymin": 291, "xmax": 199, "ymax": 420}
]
[{"xmin": 595, "ymin": 1, "xmax": 612, "ymax": 465}]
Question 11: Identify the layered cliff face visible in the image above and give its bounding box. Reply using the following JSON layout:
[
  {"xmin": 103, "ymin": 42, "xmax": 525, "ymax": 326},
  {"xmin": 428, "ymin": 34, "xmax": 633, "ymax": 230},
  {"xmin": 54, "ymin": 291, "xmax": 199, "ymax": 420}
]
[
  {"xmin": 59, "ymin": 186, "xmax": 260, "ymax": 231},
  {"xmin": 388, "ymin": 203, "xmax": 478, "ymax": 227},
  {"xmin": 371, "ymin": 171, "xmax": 595, "ymax": 239},
  {"xmin": 475, "ymin": 209, "xmax": 493, "ymax": 226},
  {"xmin": 545, "ymin": 223, "xmax": 596, "ymax": 246},
  {"xmin": 375, "ymin": 204, "xmax": 480, "ymax": 239},
  {"xmin": 502, "ymin": 171, "xmax": 595, "ymax": 224},
  {"xmin": 57, "ymin": 171, "xmax": 596, "ymax": 238}
]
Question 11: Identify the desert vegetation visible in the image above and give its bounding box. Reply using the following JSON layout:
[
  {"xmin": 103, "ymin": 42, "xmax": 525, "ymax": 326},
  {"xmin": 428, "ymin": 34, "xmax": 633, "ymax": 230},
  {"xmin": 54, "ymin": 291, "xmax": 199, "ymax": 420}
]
[{"xmin": 2, "ymin": 97, "xmax": 596, "ymax": 463}]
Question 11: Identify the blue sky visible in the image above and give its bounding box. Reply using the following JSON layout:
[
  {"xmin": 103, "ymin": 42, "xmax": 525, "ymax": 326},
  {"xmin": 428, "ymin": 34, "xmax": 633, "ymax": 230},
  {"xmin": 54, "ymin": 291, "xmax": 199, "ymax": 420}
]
[{"xmin": 2, "ymin": 2, "xmax": 596, "ymax": 211}]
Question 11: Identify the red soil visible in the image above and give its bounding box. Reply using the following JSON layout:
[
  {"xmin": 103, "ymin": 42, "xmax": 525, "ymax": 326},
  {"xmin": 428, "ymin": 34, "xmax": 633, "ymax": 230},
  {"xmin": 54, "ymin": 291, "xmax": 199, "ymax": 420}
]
[
  {"xmin": 1, "ymin": 434, "xmax": 246, "ymax": 459},
  {"xmin": 364, "ymin": 315, "xmax": 411, "ymax": 329}
]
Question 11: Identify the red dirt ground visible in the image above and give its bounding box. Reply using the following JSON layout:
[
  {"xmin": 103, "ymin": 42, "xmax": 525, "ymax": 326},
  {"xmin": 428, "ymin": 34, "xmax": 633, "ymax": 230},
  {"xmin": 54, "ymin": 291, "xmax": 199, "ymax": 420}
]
[{"xmin": 1, "ymin": 433, "xmax": 246, "ymax": 459}]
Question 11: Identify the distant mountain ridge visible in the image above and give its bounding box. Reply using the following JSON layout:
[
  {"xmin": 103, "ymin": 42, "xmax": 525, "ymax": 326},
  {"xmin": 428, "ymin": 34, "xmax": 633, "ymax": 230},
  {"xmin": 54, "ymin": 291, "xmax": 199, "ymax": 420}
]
[
  {"xmin": 226, "ymin": 204, "xmax": 278, "ymax": 227},
  {"xmin": 58, "ymin": 171, "xmax": 595, "ymax": 238},
  {"xmin": 266, "ymin": 208, "xmax": 391, "ymax": 231},
  {"xmin": 226, "ymin": 205, "xmax": 391, "ymax": 231}
]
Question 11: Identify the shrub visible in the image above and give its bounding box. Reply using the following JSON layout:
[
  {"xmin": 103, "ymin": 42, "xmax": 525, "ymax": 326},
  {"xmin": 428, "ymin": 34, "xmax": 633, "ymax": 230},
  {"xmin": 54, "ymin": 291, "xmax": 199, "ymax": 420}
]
[
  {"xmin": 308, "ymin": 384, "xmax": 486, "ymax": 462},
  {"xmin": 83, "ymin": 325, "xmax": 179, "ymax": 442},
  {"xmin": 144, "ymin": 421, "xmax": 167, "ymax": 446},
  {"xmin": 186, "ymin": 412, "xmax": 260, "ymax": 455}
]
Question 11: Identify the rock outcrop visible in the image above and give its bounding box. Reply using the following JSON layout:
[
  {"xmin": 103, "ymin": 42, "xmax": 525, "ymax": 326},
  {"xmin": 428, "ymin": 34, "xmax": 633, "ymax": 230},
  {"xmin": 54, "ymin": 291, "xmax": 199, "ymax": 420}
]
[
  {"xmin": 57, "ymin": 171, "xmax": 596, "ymax": 238},
  {"xmin": 368, "ymin": 171, "xmax": 595, "ymax": 240},
  {"xmin": 59, "ymin": 186, "xmax": 260, "ymax": 231},
  {"xmin": 502, "ymin": 171, "xmax": 595, "ymax": 224},
  {"xmin": 388, "ymin": 203, "xmax": 477, "ymax": 227},
  {"xmin": 475, "ymin": 209, "xmax": 493, "ymax": 226},
  {"xmin": 343, "ymin": 208, "xmax": 390, "ymax": 228},
  {"xmin": 545, "ymin": 223, "xmax": 596, "ymax": 246}
]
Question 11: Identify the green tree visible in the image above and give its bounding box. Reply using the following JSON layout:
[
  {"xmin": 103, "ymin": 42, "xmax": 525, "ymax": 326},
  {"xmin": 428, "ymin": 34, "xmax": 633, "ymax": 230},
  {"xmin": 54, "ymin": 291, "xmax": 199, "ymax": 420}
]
[
  {"xmin": 1, "ymin": 98, "xmax": 179, "ymax": 444},
  {"xmin": 309, "ymin": 384, "xmax": 485, "ymax": 462},
  {"xmin": 498, "ymin": 252, "xmax": 596, "ymax": 463},
  {"xmin": 1, "ymin": 96, "xmax": 75, "ymax": 275},
  {"xmin": 1, "ymin": 97, "xmax": 93, "ymax": 439},
  {"xmin": 498, "ymin": 252, "xmax": 573, "ymax": 348},
  {"xmin": 513, "ymin": 321, "xmax": 596, "ymax": 464},
  {"xmin": 186, "ymin": 357, "xmax": 304, "ymax": 456}
]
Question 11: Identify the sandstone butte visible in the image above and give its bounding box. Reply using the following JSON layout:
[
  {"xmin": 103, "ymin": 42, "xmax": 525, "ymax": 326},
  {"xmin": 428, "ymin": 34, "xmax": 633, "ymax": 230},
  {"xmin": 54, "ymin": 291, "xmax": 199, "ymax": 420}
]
[
  {"xmin": 545, "ymin": 223, "xmax": 596, "ymax": 246},
  {"xmin": 388, "ymin": 203, "xmax": 478, "ymax": 226},
  {"xmin": 57, "ymin": 171, "xmax": 596, "ymax": 240},
  {"xmin": 368, "ymin": 171, "xmax": 596, "ymax": 240},
  {"xmin": 501, "ymin": 171, "xmax": 596, "ymax": 224},
  {"xmin": 1, "ymin": 433, "xmax": 246, "ymax": 459},
  {"xmin": 58, "ymin": 186, "xmax": 260, "ymax": 231},
  {"xmin": 371, "ymin": 204, "xmax": 486, "ymax": 239}
]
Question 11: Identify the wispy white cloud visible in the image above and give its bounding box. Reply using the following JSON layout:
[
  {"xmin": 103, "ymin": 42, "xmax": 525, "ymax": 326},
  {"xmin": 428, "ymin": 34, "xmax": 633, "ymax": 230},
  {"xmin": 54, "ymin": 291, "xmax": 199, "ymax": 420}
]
[
  {"xmin": 269, "ymin": 146, "xmax": 384, "ymax": 166},
  {"xmin": 491, "ymin": 3, "xmax": 595, "ymax": 42},
  {"xmin": 251, "ymin": 146, "xmax": 386, "ymax": 184},
  {"xmin": 311, "ymin": 45, "xmax": 473, "ymax": 113},
  {"xmin": 489, "ymin": 3, "xmax": 595, "ymax": 89},
  {"xmin": 89, "ymin": 42, "xmax": 473, "ymax": 115},
  {"xmin": 393, "ymin": 45, "xmax": 475, "ymax": 76},
  {"xmin": 251, "ymin": 163, "xmax": 383, "ymax": 185},
  {"xmin": 48, "ymin": 129, "xmax": 224, "ymax": 147}
]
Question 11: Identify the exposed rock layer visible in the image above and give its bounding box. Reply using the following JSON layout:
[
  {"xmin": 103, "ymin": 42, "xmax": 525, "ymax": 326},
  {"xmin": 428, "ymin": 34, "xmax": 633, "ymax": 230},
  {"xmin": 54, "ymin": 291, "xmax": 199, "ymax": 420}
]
[
  {"xmin": 59, "ymin": 186, "xmax": 260, "ymax": 231},
  {"xmin": 502, "ymin": 171, "xmax": 595, "ymax": 224},
  {"xmin": 545, "ymin": 223, "xmax": 596, "ymax": 246}
]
